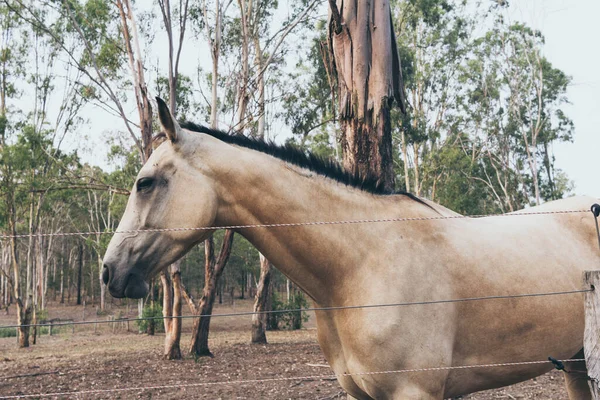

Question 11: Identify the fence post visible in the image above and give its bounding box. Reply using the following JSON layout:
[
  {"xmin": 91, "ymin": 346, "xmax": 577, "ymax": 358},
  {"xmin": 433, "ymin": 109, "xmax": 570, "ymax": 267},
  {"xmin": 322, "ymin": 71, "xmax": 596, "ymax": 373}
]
[{"xmin": 584, "ymin": 271, "xmax": 600, "ymax": 399}]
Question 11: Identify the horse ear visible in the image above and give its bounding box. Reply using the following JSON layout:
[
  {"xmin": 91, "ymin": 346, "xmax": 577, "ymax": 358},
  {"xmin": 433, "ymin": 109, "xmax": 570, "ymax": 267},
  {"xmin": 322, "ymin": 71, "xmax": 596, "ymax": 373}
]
[{"xmin": 156, "ymin": 97, "xmax": 180, "ymax": 142}]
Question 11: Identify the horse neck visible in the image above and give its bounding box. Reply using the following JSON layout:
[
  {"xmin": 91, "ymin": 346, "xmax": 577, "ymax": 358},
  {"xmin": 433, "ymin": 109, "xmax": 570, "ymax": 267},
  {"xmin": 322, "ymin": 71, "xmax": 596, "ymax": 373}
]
[{"xmin": 202, "ymin": 143, "xmax": 429, "ymax": 305}]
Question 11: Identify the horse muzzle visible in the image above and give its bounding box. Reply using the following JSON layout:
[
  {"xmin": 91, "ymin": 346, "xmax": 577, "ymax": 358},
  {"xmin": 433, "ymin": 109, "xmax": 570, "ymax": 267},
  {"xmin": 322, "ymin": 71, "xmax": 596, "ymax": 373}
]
[{"xmin": 103, "ymin": 263, "xmax": 149, "ymax": 299}]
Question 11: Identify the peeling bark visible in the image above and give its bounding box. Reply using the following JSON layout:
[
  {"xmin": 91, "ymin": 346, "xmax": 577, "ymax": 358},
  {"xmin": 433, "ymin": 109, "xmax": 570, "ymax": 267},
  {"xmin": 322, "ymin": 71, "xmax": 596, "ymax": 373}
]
[{"xmin": 328, "ymin": 0, "xmax": 404, "ymax": 191}]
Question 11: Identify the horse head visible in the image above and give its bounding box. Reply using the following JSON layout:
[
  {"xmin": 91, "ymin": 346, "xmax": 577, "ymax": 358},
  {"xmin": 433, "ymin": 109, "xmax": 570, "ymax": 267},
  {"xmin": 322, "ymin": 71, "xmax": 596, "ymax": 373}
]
[{"xmin": 102, "ymin": 98, "xmax": 218, "ymax": 298}]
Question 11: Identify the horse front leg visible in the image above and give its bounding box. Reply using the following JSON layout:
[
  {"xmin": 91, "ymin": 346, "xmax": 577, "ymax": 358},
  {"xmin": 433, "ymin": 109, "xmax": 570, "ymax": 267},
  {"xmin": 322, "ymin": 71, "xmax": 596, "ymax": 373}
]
[{"xmin": 564, "ymin": 349, "xmax": 591, "ymax": 400}]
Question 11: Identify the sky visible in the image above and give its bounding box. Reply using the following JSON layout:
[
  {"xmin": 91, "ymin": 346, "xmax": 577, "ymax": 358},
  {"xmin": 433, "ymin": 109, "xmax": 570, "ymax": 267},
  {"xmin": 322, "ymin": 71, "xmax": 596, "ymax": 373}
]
[
  {"xmin": 51, "ymin": 0, "xmax": 600, "ymax": 198},
  {"xmin": 507, "ymin": 0, "xmax": 600, "ymax": 197}
]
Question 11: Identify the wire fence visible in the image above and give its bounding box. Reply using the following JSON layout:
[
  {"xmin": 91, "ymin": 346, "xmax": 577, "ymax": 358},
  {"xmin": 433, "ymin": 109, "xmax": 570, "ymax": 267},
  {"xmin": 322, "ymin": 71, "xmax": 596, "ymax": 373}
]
[
  {"xmin": 0, "ymin": 287, "xmax": 593, "ymax": 398},
  {"xmin": 0, "ymin": 209, "xmax": 590, "ymax": 240},
  {"xmin": 1, "ymin": 207, "xmax": 598, "ymax": 398},
  {"xmin": 0, "ymin": 358, "xmax": 587, "ymax": 399},
  {"xmin": 0, "ymin": 288, "xmax": 591, "ymax": 330}
]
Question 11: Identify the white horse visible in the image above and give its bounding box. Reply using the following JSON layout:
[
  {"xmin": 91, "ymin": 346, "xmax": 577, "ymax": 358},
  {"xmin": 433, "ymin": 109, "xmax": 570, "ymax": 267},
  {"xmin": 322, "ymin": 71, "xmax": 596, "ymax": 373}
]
[{"xmin": 102, "ymin": 98, "xmax": 597, "ymax": 399}]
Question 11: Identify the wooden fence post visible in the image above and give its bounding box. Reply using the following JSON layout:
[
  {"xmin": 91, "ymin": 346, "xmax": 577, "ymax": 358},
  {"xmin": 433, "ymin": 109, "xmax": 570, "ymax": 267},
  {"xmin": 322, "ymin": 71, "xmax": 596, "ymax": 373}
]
[{"xmin": 584, "ymin": 270, "xmax": 600, "ymax": 399}]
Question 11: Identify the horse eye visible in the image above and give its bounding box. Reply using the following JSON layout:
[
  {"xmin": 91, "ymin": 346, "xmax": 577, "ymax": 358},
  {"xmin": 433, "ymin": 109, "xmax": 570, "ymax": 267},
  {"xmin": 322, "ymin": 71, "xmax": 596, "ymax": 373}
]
[{"xmin": 136, "ymin": 177, "xmax": 154, "ymax": 192}]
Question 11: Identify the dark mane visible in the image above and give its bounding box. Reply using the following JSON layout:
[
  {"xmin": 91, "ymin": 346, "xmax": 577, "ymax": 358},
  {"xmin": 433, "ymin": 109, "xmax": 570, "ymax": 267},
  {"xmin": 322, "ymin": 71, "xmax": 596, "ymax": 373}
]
[{"xmin": 179, "ymin": 121, "xmax": 423, "ymax": 201}]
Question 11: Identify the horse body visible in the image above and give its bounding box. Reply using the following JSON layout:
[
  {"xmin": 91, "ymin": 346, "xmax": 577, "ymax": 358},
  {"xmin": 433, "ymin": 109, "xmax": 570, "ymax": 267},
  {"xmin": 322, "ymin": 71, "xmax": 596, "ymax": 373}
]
[
  {"xmin": 306, "ymin": 196, "xmax": 596, "ymax": 399},
  {"xmin": 102, "ymin": 101, "xmax": 597, "ymax": 399}
]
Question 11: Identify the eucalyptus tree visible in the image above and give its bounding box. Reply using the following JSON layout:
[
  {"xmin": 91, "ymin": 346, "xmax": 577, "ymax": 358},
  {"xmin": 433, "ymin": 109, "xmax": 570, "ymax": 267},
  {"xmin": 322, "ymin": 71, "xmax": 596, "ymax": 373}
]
[
  {"xmin": 0, "ymin": 0, "xmax": 94, "ymax": 345},
  {"xmin": 392, "ymin": 0, "xmax": 474, "ymax": 197},
  {"xmin": 1, "ymin": 135, "xmax": 34, "ymax": 347},
  {"xmin": 496, "ymin": 21, "xmax": 573, "ymax": 205},
  {"xmin": 0, "ymin": 1, "xmax": 28, "ymax": 316},
  {"xmin": 0, "ymin": 2, "xmax": 27, "ymax": 147},
  {"xmin": 327, "ymin": 0, "xmax": 405, "ymax": 192},
  {"xmin": 0, "ymin": 124, "xmax": 83, "ymax": 346},
  {"xmin": 165, "ymin": 0, "xmax": 238, "ymax": 358},
  {"xmin": 454, "ymin": 16, "xmax": 573, "ymax": 211},
  {"xmin": 6, "ymin": 0, "xmax": 155, "ymax": 337},
  {"xmin": 282, "ymin": 20, "xmax": 338, "ymax": 159}
]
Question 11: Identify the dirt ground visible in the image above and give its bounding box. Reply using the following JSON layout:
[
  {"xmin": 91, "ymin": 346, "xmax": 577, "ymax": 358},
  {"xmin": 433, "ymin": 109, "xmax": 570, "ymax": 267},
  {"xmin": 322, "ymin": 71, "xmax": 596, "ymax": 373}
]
[{"xmin": 0, "ymin": 300, "xmax": 570, "ymax": 399}]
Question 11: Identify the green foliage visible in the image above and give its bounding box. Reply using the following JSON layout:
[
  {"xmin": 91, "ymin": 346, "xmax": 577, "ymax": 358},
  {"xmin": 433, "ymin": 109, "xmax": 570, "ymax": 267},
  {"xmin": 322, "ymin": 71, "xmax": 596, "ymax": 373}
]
[
  {"xmin": 36, "ymin": 309, "xmax": 49, "ymax": 321},
  {"xmin": 0, "ymin": 328, "xmax": 17, "ymax": 338},
  {"xmin": 268, "ymin": 292, "xmax": 310, "ymax": 331},
  {"xmin": 154, "ymin": 74, "xmax": 196, "ymax": 120},
  {"xmin": 135, "ymin": 304, "xmax": 164, "ymax": 333},
  {"xmin": 283, "ymin": 26, "xmax": 332, "ymax": 132},
  {"xmin": 38, "ymin": 324, "xmax": 69, "ymax": 336}
]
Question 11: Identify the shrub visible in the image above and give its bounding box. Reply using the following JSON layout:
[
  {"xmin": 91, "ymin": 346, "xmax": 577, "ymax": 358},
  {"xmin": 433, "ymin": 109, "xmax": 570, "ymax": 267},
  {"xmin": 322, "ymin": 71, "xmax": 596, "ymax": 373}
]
[
  {"xmin": 0, "ymin": 328, "xmax": 17, "ymax": 338},
  {"xmin": 268, "ymin": 292, "xmax": 310, "ymax": 331},
  {"xmin": 135, "ymin": 304, "xmax": 164, "ymax": 333},
  {"xmin": 36, "ymin": 309, "xmax": 49, "ymax": 322}
]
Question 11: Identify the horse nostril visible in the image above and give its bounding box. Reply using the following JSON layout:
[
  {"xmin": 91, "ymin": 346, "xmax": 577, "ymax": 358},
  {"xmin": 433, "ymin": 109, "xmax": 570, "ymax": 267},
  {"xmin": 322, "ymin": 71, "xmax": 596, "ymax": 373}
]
[{"xmin": 102, "ymin": 265, "xmax": 110, "ymax": 286}]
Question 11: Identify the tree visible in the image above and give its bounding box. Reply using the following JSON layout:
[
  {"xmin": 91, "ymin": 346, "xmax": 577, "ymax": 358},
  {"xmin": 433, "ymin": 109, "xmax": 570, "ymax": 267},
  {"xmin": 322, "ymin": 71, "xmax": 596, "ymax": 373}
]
[
  {"xmin": 393, "ymin": 0, "xmax": 473, "ymax": 196},
  {"xmin": 250, "ymin": 254, "xmax": 271, "ymax": 343},
  {"xmin": 454, "ymin": 15, "xmax": 573, "ymax": 211},
  {"xmin": 327, "ymin": 0, "xmax": 405, "ymax": 191},
  {"xmin": 189, "ymin": 230, "xmax": 234, "ymax": 356},
  {"xmin": 282, "ymin": 21, "xmax": 338, "ymax": 159}
]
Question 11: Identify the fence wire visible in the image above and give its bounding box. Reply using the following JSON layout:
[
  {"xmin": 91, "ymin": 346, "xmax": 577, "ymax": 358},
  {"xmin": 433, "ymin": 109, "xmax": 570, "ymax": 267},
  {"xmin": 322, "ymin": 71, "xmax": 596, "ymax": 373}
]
[
  {"xmin": 0, "ymin": 358, "xmax": 586, "ymax": 399},
  {"xmin": 0, "ymin": 209, "xmax": 590, "ymax": 240},
  {"xmin": 0, "ymin": 288, "xmax": 591, "ymax": 330}
]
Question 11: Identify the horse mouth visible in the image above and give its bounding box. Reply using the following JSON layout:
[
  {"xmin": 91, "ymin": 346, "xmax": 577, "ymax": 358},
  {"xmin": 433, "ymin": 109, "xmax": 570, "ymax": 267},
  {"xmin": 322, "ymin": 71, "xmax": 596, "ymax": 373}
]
[
  {"xmin": 124, "ymin": 278, "xmax": 149, "ymax": 299},
  {"xmin": 109, "ymin": 272, "xmax": 149, "ymax": 299}
]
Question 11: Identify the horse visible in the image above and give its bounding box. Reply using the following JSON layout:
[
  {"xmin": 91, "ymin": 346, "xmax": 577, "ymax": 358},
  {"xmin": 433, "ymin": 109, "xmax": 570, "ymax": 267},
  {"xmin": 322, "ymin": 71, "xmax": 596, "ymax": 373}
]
[{"xmin": 102, "ymin": 98, "xmax": 597, "ymax": 399}]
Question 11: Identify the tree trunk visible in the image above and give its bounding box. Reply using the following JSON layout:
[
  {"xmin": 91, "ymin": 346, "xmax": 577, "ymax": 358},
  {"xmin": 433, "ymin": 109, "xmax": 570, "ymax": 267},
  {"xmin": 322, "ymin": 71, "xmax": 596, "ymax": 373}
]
[
  {"xmin": 43, "ymin": 234, "xmax": 52, "ymax": 310},
  {"xmin": 413, "ymin": 143, "xmax": 421, "ymax": 196},
  {"xmin": 341, "ymin": 110, "xmax": 395, "ymax": 190},
  {"xmin": 146, "ymin": 278, "xmax": 155, "ymax": 336},
  {"xmin": 161, "ymin": 271, "xmax": 172, "ymax": 333},
  {"xmin": 76, "ymin": 243, "xmax": 83, "ymax": 305},
  {"xmin": 235, "ymin": 0, "xmax": 250, "ymax": 131},
  {"xmin": 189, "ymin": 231, "xmax": 234, "ymax": 357},
  {"xmin": 60, "ymin": 264, "xmax": 64, "ymax": 304},
  {"xmin": 30, "ymin": 307, "xmax": 37, "ymax": 345},
  {"xmin": 88, "ymin": 250, "xmax": 94, "ymax": 305},
  {"xmin": 241, "ymin": 276, "xmax": 245, "ymax": 299},
  {"xmin": 251, "ymin": 254, "xmax": 271, "ymax": 344},
  {"xmin": 327, "ymin": 0, "xmax": 404, "ymax": 192},
  {"xmin": 8, "ymin": 195, "xmax": 31, "ymax": 347},
  {"xmin": 16, "ymin": 300, "xmax": 32, "ymax": 348},
  {"xmin": 164, "ymin": 262, "xmax": 182, "ymax": 359},
  {"xmin": 116, "ymin": 0, "xmax": 154, "ymax": 163}
]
